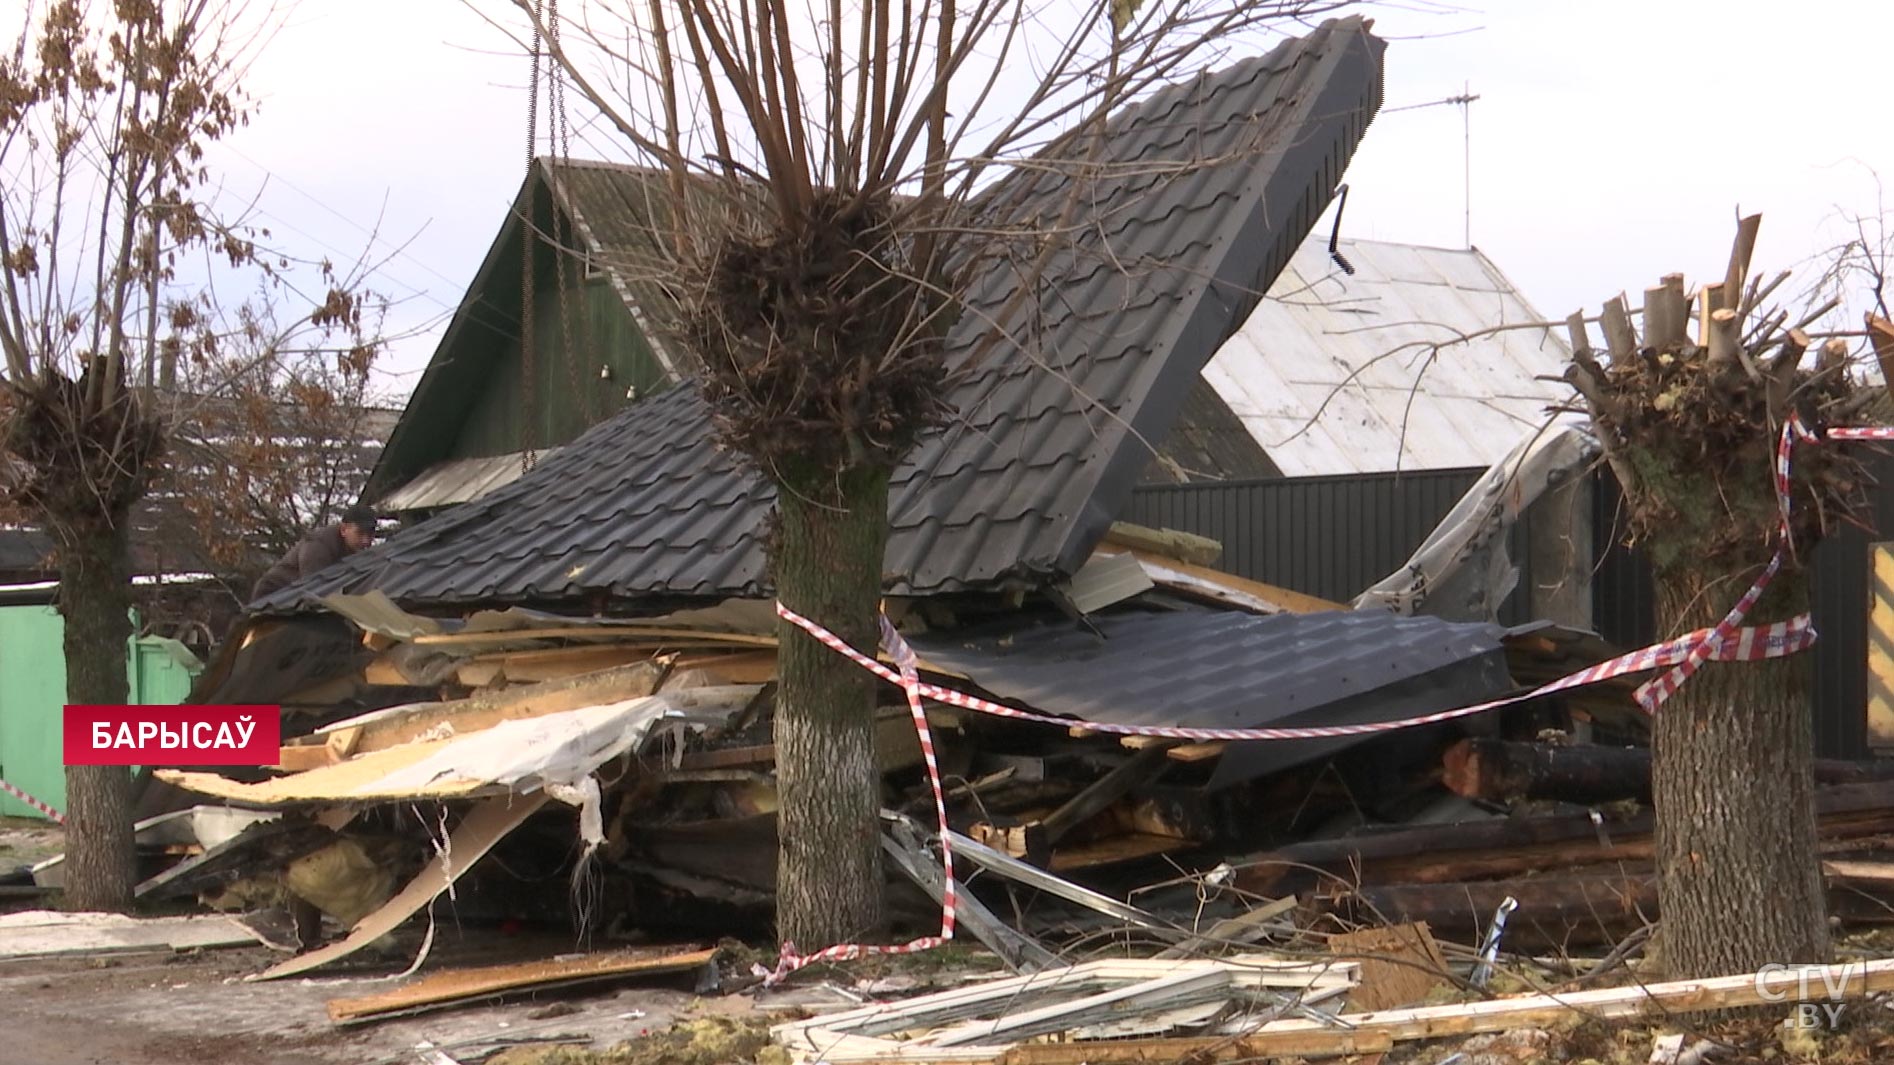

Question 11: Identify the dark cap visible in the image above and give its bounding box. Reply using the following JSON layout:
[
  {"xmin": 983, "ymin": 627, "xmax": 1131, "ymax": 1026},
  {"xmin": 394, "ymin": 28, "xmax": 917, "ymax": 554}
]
[{"xmin": 341, "ymin": 504, "xmax": 378, "ymax": 530}]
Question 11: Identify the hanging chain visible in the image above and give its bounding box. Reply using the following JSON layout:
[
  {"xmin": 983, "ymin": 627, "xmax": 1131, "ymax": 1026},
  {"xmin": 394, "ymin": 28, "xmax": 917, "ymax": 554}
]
[{"xmin": 519, "ymin": 0, "xmax": 545, "ymax": 475}]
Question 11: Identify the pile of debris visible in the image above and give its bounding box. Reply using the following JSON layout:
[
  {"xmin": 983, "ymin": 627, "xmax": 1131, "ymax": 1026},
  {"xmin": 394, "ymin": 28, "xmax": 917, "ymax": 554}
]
[
  {"xmin": 102, "ymin": 523, "xmax": 1657, "ymax": 970},
  {"xmin": 10, "ymin": 516, "xmax": 1894, "ymax": 1060}
]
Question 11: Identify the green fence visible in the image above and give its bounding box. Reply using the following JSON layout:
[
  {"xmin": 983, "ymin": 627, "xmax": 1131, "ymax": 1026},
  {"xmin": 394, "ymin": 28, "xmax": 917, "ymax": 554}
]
[{"xmin": 0, "ymin": 604, "xmax": 202, "ymax": 819}]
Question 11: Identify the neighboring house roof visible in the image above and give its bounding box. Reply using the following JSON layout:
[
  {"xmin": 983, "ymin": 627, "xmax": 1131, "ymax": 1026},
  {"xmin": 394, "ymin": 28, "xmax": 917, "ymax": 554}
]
[
  {"xmin": 1199, "ymin": 235, "xmax": 1578, "ymax": 478},
  {"xmin": 260, "ymin": 17, "xmax": 1386, "ymax": 612},
  {"xmin": 365, "ymin": 158, "xmax": 682, "ymax": 504}
]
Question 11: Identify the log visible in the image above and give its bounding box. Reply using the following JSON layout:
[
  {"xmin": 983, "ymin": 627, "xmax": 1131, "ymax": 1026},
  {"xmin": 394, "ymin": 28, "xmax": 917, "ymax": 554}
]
[
  {"xmin": 1325, "ymin": 873, "xmax": 1656, "ymax": 950},
  {"xmin": 1328, "ymin": 867, "xmax": 1894, "ymax": 951},
  {"xmin": 1442, "ymin": 738, "xmax": 1894, "ymax": 805},
  {"xmin": 1237, "ymin": 780, "xmax": 1894, "ymax": 893},
  {"xmin": 1442, "ymin": 739, "xmax": 1652, "ymax": 805}
]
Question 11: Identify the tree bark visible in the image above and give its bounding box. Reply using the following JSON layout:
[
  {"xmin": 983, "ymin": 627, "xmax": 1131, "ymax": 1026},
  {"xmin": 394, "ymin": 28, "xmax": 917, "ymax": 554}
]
[
  {"xmin": 56, "ymin": 518, "xmax": 137, "ymax": 913},
  {"xmin": 770, "ymin": 462, "xmax": 890, "ymax": 950},
  {"xmin": 1649, "ymin": 569, "xmax": 1828, "ymax": 977}
]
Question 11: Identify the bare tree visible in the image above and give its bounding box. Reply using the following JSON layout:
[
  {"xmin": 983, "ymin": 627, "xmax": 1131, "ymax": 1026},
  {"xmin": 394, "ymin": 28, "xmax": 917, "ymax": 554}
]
[
  {"xmin": 0, "ymin": 1, "xmax": 382, "ymax": 910},
  {"xmin": 1564, "ymin": 215, "xmax": 1877, "ymax": 980},
  {"xmin": 161, "ymin": 322, "xmax": 396, "ymax": 603},
  {"xmin": 485, "ymin": 0, "xmax": 1363, "ymax": 948}
]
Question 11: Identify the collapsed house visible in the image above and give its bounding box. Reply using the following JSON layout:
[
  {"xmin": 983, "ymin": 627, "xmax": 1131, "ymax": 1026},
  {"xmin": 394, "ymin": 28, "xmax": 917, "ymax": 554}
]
[{"xmin": 52, "ymin": 23, "xmax": 1887, "ymax": 1050}]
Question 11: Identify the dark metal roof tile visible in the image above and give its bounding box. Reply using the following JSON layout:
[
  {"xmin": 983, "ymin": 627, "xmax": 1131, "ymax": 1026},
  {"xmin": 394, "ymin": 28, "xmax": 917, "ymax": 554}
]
[{"xmin": 260, "ymin": 19, "xmax": 1385, "ymax": 612}]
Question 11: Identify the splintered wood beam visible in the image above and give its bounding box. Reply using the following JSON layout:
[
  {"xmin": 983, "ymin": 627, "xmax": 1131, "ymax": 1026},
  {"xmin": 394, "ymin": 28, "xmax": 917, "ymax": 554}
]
[
  {"xmin": 1032, "ymin": 744, "xmax": 1179, "ymax": 860},
  {"xmin": 1723, "ymin": 213, "xmax": 1762, "ymax": 311},
  {"xmin": 1600, "ymin": 295, "xmax": 1638, "ymax": 360}
]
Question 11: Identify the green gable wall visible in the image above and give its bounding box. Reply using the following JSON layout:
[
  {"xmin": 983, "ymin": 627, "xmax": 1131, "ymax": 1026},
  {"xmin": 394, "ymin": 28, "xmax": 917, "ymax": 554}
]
[{"xmin": 452, "ymin": 274, "xmax": 670, "ymax": 460}]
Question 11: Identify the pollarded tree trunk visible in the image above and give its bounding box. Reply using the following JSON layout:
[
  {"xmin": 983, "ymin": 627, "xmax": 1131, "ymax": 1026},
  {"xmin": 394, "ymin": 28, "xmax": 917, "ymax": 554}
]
[
  {"xmin": 771, "ymin": 462, "xmax": 892, "ymax": 949},
  {"xmin": 1648, "ymin": 565, "xmax": 1828, "ymax": 975},
  {"xmin": 55, "ymin": 516, "xmax": 137, "ymax": 912}
]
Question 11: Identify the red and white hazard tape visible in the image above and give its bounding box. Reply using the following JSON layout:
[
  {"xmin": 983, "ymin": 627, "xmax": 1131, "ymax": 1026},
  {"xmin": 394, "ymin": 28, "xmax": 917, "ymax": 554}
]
[
  {"xmin": 766, "ymin": 617, "xmax": 957, "ymax": 982},
  {"xmin": 0, "ymin": 778, "xmax": 64, "ymax": 823},
  {"xmin": 1631, "ymin": 418, "xmax": 1894, "ymax": 710},
  {"xmin": 763, "ymin": 419, "xmax": 1894, "ymax": 977}
]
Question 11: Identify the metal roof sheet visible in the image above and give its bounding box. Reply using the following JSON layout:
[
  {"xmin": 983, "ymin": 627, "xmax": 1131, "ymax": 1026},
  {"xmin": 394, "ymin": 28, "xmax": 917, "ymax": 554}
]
[
  {"xmin": 910, "ymin": 606, "xmax": 1514, "ymax": 788},
  {"xmin": 379, "ymin": 451, "xmax": 548, "ymax": 512},
  {"xmin": 1202, "ymin": 236, "xmax": 1582, "ymax": 477},
  {"xmin": 257, "ymin": 19, "xmax": 1385, "ymax": 611}
]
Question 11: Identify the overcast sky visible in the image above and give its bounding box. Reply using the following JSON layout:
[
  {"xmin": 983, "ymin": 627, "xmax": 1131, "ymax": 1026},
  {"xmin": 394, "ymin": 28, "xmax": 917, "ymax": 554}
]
[{"xmin": 199, "ymin": 0, "xmax": 1894, "ymax": 402}]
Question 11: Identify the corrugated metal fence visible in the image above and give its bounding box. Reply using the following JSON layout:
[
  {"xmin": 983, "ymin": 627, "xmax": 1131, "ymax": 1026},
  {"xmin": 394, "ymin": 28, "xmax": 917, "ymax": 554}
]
[
  {"xmin": 1131, "ymin": 462, "xmax": 1894, "ymax": 761},
  {"xmin": 1123, "ymin": 468, "xmax": 1538, "ymax": 623}
]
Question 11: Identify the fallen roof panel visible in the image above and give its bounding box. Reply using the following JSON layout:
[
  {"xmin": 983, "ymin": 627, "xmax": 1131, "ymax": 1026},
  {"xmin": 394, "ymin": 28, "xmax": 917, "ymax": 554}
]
[
  {"xmin": 909, "ymin": 608, "xmax": 1514, "ymax": 787},
  {"xmin": 257, "ymin": 18, "xmax": 1386, "ymax": 610}
]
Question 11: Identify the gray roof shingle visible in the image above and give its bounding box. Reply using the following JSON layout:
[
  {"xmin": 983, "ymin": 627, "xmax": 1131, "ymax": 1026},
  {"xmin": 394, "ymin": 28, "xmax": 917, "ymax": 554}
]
[{"xmin": 261, "ymin": 18, "xmax": 1385, "ymax": 611}]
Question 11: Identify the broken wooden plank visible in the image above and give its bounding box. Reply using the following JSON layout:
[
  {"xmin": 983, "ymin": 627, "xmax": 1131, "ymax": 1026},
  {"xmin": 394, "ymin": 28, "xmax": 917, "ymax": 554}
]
[
  {"xmin": 410, "ymin": 626, "xmax": 779, "ymax": 649},
  {"xmin": 252, "ymin": 791, "xmax": 550, "ymax": 981},
  {"xmin": 1105, "ymin": 549, "xmax": 1341, "ymax": 615},
  {"xmin": 669, "ymin": 649, "xmax": 778, "ymax": 684},
  {"xmin": 1103, "ymin": 522, "xmax": 1223, "ymax": 567},
  {"xmin": 1036, "ymin": 746, "xmax": 1177, "ymax": 856},
  {"xmin": 277, "ymin": 743, "xmax": 338, "ymax": 773},
  {"xmin": 1047, "ymin": 833, "xmax": 1190, "ymax": 871},
  {"xmin": 995, "ymin": 1032, "xmax": 1394, "ymax": 1064},
  {"xmin": 1323, "ymin": 923, "xmax": 1450, "ymax": 1012},
  {"xmin": 324, "ymin": 661, "xmax": 671, "ymax": 755},
  {"xmin": 327, "ymin": 946, "xmax": 717, "ymax": 1023}
]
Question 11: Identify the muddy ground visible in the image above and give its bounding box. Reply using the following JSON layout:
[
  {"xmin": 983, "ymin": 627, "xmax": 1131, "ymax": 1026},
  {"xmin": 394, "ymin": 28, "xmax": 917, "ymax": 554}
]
[{"xmin": 0, "ymin": 930, "xmax": 756, "ymax": 1065}]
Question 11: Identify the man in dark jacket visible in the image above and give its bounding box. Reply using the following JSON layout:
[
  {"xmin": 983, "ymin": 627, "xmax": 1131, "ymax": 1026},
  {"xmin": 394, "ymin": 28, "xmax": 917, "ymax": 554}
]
[{"xmin": 250, "ymin": 504, "xmax": 377, "ymax": 602}]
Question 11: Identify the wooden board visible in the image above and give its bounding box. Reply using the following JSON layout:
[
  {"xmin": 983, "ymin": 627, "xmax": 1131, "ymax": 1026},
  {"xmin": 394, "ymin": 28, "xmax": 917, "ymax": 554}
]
[
  {"xmin": 410, "ymin": 626, "xmax": 779, "ymax": 648},
  {"xmin": 327, "ymin": 946, "xmax": 717, "ymax": 1022},
  {"xmin": 253, "ymin": 791, "xmax": 550, "ymax": 981},
  {"xmin": 1324, "ymin": 922, "xmax": 1449, "ymax": 1012},
  {"xmin": 1105, "ymin": 548, "xmax": 1342, "ymax": 614},
  {"xmin": 670, "ymin": 650, "xmax": 778, "ymax": 684},
  {"xmin": 997, "ymin": 1032, "xmax": 1393, "ymax": 1064},
  {"xmin": 332, "ymin": 661, "xmax": 673, "ymax": 756}
]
